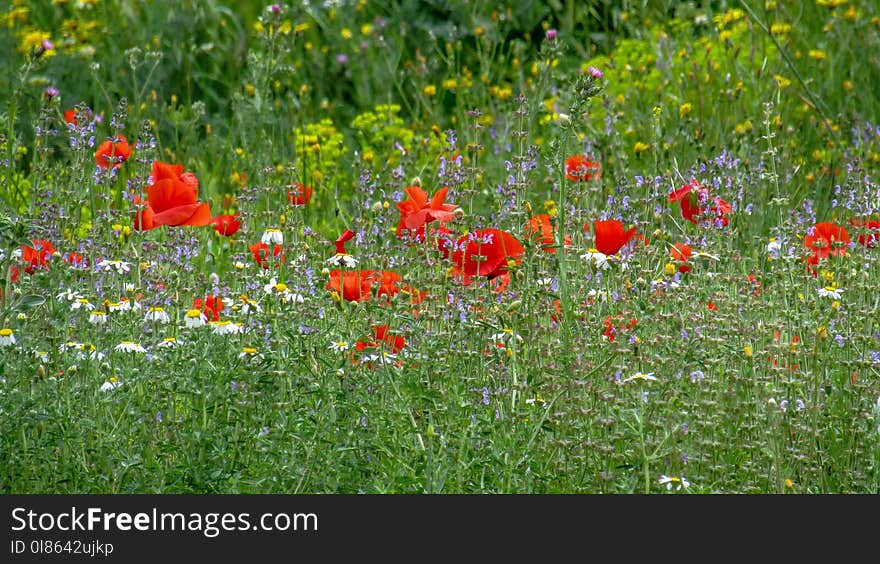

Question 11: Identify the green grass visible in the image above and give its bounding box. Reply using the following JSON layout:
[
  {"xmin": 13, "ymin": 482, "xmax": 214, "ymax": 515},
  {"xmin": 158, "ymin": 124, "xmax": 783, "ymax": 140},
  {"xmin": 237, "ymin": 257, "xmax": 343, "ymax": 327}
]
[{"xmin": 1, "ymin": 0, "xmax": 879, "ymax": 494}]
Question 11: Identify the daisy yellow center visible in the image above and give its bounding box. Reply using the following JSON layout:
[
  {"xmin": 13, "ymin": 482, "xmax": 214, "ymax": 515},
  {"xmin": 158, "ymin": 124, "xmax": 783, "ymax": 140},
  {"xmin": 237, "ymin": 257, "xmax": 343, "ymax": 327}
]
[
  {"xmin": 149, "ymin": 307, "xmax": 164, "ymax": 312},
  {"xmin": 241, "ymin": 347, "xmax": 258, "ymax": 355},
  {"xmin": 0, "ymin": 328, "xmax": 12, "ymax": 336},
  {"xmin": 186, "ymin": 309, "xmax": 202, "ymax": 318},
  {"xmin": 274, "ymin": 283, "xmax": 288, "ymax": 292}
]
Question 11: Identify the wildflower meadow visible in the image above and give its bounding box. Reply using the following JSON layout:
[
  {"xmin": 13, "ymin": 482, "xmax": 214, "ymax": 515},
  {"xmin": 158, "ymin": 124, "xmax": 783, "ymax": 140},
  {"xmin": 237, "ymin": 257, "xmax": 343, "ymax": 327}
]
[{"xmin": 2, "ymin": 0, "xmax": 880, "ymax": 495}]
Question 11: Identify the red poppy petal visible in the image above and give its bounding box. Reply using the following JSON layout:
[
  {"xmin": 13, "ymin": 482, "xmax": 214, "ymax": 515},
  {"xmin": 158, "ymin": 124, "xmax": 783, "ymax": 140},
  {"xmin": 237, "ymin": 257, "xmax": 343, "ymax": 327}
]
[
  {"xmin": 148, "ymin": 178, "xmax": 197, "ymax": 213},
  {"xmin": 668, "ymin": 185, "xmax": 692, "ymax": 202},
  {"xmin": 152, "ymin": 203, "xmax": 211, "ymax": 226},
  {"xmin": 404, "ymin": 185, "xmax": 428, "ymax": 208}
]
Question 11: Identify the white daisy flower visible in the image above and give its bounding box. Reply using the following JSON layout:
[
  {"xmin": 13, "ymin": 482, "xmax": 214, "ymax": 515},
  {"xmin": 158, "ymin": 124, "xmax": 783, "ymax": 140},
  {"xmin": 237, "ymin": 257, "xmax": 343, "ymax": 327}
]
[
  {"xmin": 184, "ymin": 308, "xmax": 208, "ymax": 328},
  {"xmin": 71, "ymin": 297, "xmax": 95, "ymax": 311},
  {"xmin": 326, "ymin": 253, "xmax": 359, "ymax": 268},
  {"xmin": 580, "ymin": 249, "xmax": 610, "ymax": 270},
  {"xmin": 236, "ymin": 296, "xmax": 262, "ymax": 315},
  {"xmin": 261, "ymin": 228, "xmax": 284, "ymax": 246},
  {"xmin": 56, "ymin": 288, "xmax": 84, "ymax": 302},
  {"xmin": 119, "ymin": 297, "xmax": 141, "ymax": 311},
  {"xmin": 238, "ymin": 347, "xmax": 263, "ymax": 361},
  {"xmin": 621, "ymin": 371, "xmax": 658, "ymax": 383},
  {"xmin": 360, "ymin": 350, "xmax": 401, "ymax": 367},
  {"xmin": 211, "ymin": 320, "xmax": 244, "ymax": 335},
  {"xmin": 33, "ymin": 350, "xmax": 50, "ymax": 362},
  {"xmin": 115, "ymin": 341, "xmax": 146, "ymax": 353},
  {"xmin": 658, "ymin": 475, "xmax": 691, "ymax": 491},
  {"xmin": 155, "ymin": 337, "xmax": 182, "ymax": 349},
  {"xmin": 100, "ymin": 377, "xmax": 123, "ymax": 392},
  {"xmin": 489, "ymin": 329, "xmax": 524, "ymax": 345},
  {"xmin": 144, "ymin": 306, "xmax": 170, "ymax": 324},
  {"xmin": 88, "ymin": 311, "xmax": 108, "ymax": 325},
  {"xmin": 0, "ymin": 328, "xmax": 17, "ymax": 347},
  {"xmin": 263, "ymin": 277, "xmax": 281, "ymax": 294},
  {"xmin": 817, "ymin": 285, "xmax": 843, "ymax": 300},
  {"xmin": 282, "ymin": 291, "xmax": 305, "ymax": 304},
  {"xmin": 328, "ymin": 340, "xmax": 350, "ymax": 353},
  {"xmin": 75, "ymin": 343, "xmax": 104, "ymax": 361},
  {"xmin": 97, "ymin": 259, "xmax": 132, "ymax": 274},
  {"xmin": 586, "ymin": 289, "xmax": 609, "ymax": 302}
]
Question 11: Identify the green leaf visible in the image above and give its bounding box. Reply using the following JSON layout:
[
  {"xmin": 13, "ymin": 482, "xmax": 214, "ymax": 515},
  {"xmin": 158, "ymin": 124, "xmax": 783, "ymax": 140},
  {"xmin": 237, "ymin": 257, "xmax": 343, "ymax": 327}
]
[{"xmin": 15, "ymin": 294, "xmax": 46, "ymax": 311}]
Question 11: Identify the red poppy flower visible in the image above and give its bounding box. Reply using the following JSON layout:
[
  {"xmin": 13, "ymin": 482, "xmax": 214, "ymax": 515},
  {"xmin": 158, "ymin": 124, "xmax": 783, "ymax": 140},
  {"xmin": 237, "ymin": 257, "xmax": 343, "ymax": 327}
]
[
  {"xmin": 592, "ymin": 220, "xmax": 637, "ymax": 256},
  {"xmin": 670, "ymin": 243, "xmax": 692, "ymax": 262},
  {"xmin": 335, "ymin": 229, "xmax": 356, "ymax": 254},
  {"xmin": 671, "ymin": 243, "xmax": 692, "ymax": 273},
  {"xmin": 356, "ymin": 324, "xmax": 407, "ymax": 354},
  {"xmin": 193, "ymin": 295, "xmax": 224, "ymax": 321},
  {"xmin": 524, "ymin": 214, "xmax": 570, "ymax": 254},
  {"xmin": 327, "ymin": 269, "xmax": 376, "ymax": 302},
  {"xmin": 804, "ymin": 222, "xmax": 850, "ymax": 267},
  {"xmin": 139, "ymin": 177, "xmax": 212, "ymax": 229},
  {"xmin": 397, "ymin": 185, "xmax": 458, "ymax": 240},
  {"xmin": 95, "ymin": 136, "xmax": 132, "ymax": 169},
  {"xmin": 249, "ymin": 242, "xmax": 285, "ymax": 269},
  {"xmin": 22, "ymin": 240, "xmax": 55, "ymax": 274},
  {"xmin": 66, "ymin": 252, "xmax": 86, "ymax": 268},
  {"xmin": 451, "ymin": 228, "xmax": 525, "ymax": 284},
  {"xmin": 287, "ymin": 183, "xmax": 313, "ymax": 206},
  {"xmin": 565, "ymin": 155, "xmax": 601, "ymax": 182},
  {"xmin": 212, "ymin": 214, "xmax": 241, "ymax": 236},
  {"xmin": 602, "ymin": 315, "xmax": 637, "ymax": 342},
  {"xmin": 669, "ymin": 179, "xmax": 731, "ymax": 226},
  {"xmin": 374, "ymin": 271, "xmax": 401, "ymax": 301},
  {"xmin": 151, "ymin": 161, "xmax": 199, "ymax": 193},
  {"xmin": 848, "ymin": 217, "xmax": 880, "ymax": 248},
  {"xmin": 63, "ymin": 110, "xmax": 77, "ymax": 126},
  {"xmin": 373, "ymin": 324, "xmax": 407, "ymax": 353}
]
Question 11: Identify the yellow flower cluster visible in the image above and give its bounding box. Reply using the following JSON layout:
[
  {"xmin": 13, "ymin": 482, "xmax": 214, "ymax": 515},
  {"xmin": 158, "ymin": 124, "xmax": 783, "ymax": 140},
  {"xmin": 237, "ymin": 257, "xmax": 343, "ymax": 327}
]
[
  {"xmin": 291, "ymin": 119, "xmax": 346, "ymax": 182},
  {"xmin": 351, "ymin": 104, "xmax": 416, "ymax": 163}
]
